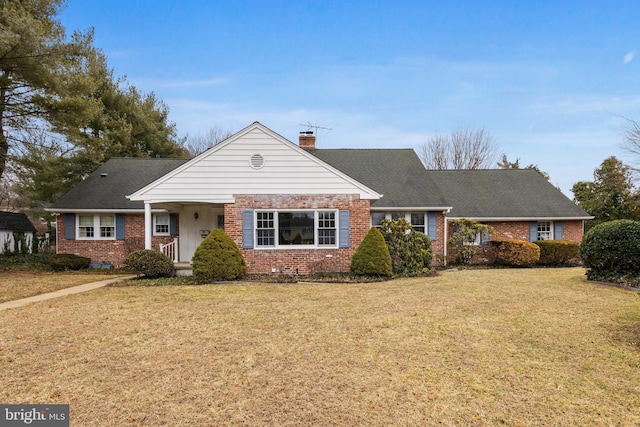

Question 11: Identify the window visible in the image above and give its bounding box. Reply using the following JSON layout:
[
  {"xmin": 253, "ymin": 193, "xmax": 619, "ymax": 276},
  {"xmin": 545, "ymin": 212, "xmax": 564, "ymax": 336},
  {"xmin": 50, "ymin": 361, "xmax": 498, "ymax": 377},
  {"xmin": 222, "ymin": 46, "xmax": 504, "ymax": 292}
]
[
  {"xmin": 78, "ymin": 215, "xmax": 94, "ymax": 238},
  {"xmin": 78, "ymin": 214, "xmax": 115, "ymax": 240},
  {"xmin": 256, "ymin": 212, "xmax": 275, "ymax": 246},
  {"xmin": 318, "ymin": 211, "xmax": 336, "ymax": 245},
  {"xmin": 371, "ymin": 212, "xmax": 386, "ymax": 228},
  {"xmin": 537, "ymin": 221, "xmax": 552, "ymax": 240},
  {"xmin": 255, "ymin": 210, "xmax": 338, "ymax": 248},
  {"xmin": 410, "ymin": 213, "xmax": 425, "ymax": 233},
  {"xmin": 154, "ymin": 214, "xmax": 170, "ymax": 235}
]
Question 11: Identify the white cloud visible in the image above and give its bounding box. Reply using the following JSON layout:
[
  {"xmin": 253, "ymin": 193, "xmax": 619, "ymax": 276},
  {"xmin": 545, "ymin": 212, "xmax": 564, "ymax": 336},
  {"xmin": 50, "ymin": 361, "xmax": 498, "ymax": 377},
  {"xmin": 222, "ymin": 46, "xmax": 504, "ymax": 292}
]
[{"xmin": 624, "ymin": 51, "xmax": 636, "ymax": 64}]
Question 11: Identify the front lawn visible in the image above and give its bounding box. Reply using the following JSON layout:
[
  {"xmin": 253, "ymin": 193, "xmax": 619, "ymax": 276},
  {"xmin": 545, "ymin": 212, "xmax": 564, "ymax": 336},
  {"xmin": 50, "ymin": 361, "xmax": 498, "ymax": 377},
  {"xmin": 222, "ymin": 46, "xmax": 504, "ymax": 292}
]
[
  {"xmin": 0, "ymin": 271, "xmax": 127, "ymax": 303},
  {"xmin": 0, "ymin": 268, "xmax": 638, "ymax": 425}
]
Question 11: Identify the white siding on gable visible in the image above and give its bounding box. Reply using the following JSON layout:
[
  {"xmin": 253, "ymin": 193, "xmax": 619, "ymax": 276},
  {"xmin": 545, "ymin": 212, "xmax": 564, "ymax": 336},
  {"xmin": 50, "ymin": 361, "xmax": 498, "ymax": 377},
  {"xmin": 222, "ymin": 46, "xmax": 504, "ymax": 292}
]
[{"xmin": 129, "ymin": 125, "xmax": 380, "ymax": 203}]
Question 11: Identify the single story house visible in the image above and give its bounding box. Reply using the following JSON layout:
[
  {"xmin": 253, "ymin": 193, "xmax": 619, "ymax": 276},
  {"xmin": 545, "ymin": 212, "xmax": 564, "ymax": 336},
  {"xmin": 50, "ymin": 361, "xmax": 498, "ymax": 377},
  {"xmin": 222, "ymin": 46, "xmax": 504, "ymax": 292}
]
[
  {"xmin": 0, "ymin": 211, "xmax": 37, "ymax": 254},
  {"xmin": 48, "ymin": 122, "xmax": 592, "ymax": 273}
]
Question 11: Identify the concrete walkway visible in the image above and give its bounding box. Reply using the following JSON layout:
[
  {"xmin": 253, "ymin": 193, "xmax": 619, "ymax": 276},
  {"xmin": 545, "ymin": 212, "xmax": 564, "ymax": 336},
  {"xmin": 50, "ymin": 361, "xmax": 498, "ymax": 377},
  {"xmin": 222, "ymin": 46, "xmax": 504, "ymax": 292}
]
[{"xmin": 0, "ymin": 275, "xmax": 136, "ymax": 311}]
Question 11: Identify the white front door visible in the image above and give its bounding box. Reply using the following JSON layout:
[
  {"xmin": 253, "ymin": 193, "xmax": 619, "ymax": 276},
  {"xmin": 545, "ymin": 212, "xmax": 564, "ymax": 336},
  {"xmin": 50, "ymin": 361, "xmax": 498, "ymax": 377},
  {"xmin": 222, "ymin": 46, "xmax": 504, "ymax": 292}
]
[{"xmin": 179, "ymin": 205, "xmax": 224, "ymax": 262}]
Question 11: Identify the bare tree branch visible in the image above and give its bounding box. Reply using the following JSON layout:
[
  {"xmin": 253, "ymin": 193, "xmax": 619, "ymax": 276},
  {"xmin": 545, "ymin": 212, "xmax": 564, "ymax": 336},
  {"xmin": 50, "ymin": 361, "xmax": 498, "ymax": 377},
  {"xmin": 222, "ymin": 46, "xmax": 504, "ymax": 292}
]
[{"xmin": 419, "ymin": 128, "xmax": 498, "ymax": 170}]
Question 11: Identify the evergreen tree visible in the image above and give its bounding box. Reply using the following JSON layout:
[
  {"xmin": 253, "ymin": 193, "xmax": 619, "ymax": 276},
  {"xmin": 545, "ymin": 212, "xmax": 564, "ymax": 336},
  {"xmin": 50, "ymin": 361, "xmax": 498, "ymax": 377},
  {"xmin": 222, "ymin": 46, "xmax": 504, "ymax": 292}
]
[{"xmin": 572, "ymin": 156, "xmax": 640, "ymax": 230}]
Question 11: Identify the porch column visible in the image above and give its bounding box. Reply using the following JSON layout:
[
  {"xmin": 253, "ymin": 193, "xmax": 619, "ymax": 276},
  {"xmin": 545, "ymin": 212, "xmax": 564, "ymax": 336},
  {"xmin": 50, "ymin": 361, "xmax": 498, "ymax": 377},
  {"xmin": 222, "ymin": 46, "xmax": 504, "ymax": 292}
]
[{"xmin": 144, "ymin": 202, "xmax": 152, "ymax": 249}]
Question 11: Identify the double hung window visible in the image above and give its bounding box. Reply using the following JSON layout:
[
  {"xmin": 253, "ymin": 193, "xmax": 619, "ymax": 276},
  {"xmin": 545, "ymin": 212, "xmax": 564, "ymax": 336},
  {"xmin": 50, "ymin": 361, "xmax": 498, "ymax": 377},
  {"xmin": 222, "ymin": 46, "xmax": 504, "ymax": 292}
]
[
  {"xmin": 154, "ymin": 214, "xmax": 170, "ymax": 235},
  {"xmin": 78, "ymin": 214, "xmax": 115, "ymax": 239},
  {"xmin": 537, "ymin": 221, "xmax": 552, "ymax": 240}
]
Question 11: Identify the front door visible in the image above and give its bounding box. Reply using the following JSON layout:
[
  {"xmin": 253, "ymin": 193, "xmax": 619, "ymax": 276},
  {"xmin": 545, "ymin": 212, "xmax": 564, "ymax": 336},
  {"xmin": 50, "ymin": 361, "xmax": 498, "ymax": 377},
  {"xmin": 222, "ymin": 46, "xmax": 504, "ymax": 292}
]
[{"xmin": 179, "ymin": 205, "xmax": 224, "ymax": 262}]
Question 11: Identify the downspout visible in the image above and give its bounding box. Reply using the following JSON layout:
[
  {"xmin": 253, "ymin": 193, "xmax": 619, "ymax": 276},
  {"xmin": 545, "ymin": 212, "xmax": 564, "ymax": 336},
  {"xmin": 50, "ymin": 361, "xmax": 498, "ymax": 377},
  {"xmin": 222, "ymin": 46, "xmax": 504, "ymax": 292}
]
[{"xmin": 442, "ymin": 209, "xmax": 450, "ymax": 266}]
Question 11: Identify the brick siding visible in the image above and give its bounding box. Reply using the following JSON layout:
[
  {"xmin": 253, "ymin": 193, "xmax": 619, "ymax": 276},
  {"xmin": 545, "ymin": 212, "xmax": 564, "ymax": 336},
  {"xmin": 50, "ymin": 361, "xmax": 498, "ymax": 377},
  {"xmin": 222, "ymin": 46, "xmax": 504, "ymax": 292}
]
[
  {"xmin": 444, "ymin": 220, "xmax": 585, "ymax": 265},
  {"xmin": 226, "ymin": 194, "xmax": 370, "ymax": 275},
  {"xmin": 56, "ymin": 214, "xmax": 178, "ymax": 268}
]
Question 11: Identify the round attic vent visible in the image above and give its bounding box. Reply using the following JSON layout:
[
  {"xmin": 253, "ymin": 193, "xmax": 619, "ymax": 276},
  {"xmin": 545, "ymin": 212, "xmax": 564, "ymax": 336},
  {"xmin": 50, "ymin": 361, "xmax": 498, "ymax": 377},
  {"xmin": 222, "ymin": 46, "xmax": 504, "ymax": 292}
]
[{"xmin": 250, "ymin": 154, "xmax": 265, "ymax": 169}]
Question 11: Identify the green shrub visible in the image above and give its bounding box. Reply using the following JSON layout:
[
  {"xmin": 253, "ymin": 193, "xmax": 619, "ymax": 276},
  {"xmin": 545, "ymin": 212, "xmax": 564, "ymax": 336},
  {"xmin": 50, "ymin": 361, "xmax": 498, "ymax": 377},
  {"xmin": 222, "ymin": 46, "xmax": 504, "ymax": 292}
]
[
  {"xmin": 490, "ymin": 238, "xmax": 540, "ymax": 267},
  {"xmin": 580, "ymin": 220, "xmax": 640, "ymax": 275},
  {"xmin": 192, "ymin": 229, "xmax": 246, "ymax": 283},
  {"xmin": 379, "ymin": 218, "xmax": 432, "ymax": 274},
  {"xmin": 49, "ymin": 253, "xmax": 91, "ymax": 271},
  {"xmin": 124, "ymin": 250, "xmax": 174, "ymax": 278},
  {"xmin": 448, "ymin": 218, "xmax": 494, "ymax": 265},
  {"xmin": 0, "ymin": 253, "xmax": 51, "ymax": 271},
  {"xmin": 350, "ymin": 227, "xmax": 393, "ymax": 277},
  {"xmin": 534, "ymin": 240, "xmax": 581, "ymax": 266}
]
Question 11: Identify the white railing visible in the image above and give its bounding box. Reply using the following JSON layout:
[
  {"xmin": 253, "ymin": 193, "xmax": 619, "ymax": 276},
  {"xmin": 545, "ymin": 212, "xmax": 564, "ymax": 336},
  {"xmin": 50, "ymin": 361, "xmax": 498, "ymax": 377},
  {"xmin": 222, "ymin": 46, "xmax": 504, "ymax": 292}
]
[{"xmin": 159, "ymin": 238, "xmax": 178, "ymax": 262}]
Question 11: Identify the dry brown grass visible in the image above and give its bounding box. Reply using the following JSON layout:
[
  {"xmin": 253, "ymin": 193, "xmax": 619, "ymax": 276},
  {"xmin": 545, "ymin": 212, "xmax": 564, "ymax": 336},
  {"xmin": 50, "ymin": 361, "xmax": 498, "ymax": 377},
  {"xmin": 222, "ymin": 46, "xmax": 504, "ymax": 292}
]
[
  {"xmin": 0, "ymin": 271, "xmax": 120, "ymax": 303},
  {"xmin": 0, "ymin": 268, "xmax": 639, "ymax": 426}
]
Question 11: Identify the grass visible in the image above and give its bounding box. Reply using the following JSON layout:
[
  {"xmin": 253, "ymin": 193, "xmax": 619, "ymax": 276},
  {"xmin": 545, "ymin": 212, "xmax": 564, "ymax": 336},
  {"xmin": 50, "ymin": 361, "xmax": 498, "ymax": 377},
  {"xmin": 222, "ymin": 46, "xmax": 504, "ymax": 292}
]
[
  {"xmin": 0, "ymin": 268, "xmax": 639, "ymax": 426},
  {"xmin": 0, "ymin": 270, "xmax": 127, "ymax": 303}
]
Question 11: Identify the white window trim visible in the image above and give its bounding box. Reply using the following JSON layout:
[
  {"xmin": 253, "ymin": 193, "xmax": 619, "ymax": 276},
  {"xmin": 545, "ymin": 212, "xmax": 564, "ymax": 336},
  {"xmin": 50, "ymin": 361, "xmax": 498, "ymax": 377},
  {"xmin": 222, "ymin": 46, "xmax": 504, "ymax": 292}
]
[
  {"xmin": 372, "ymin": 212, "xmax": 427, "ymax": 232},
  {"xmin": 77, "ymin": 214, "xmax": 116, "ymax": 240},
  {"xmin": 255, "ymin": 209, "xmax": 339, "ymax": 249},
  {"xmin": 537, "ymin": 221, "xmax": 553, "ymax": 241},
  {"xmin": 153, "ymin": 214, "xmax": 171, "ymax": 236}
]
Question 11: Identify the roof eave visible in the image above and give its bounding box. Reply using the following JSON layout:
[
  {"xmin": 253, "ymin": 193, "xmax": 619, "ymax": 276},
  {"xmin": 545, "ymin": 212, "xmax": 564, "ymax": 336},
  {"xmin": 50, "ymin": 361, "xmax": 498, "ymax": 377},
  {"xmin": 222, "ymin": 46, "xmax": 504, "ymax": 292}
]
[{"xmin": 446, "ymin": 216, "xmax": 595, "ymax": 221}]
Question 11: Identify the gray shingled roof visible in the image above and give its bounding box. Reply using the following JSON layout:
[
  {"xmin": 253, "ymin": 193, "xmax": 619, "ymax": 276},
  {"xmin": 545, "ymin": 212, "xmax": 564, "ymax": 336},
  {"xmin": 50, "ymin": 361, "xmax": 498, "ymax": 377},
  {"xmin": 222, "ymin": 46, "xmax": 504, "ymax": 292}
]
[
  {"xmin": 51, "ymin": 158, "xmax": 188, "ymax": 210},
  {"xmin": 49, "ymin": 153, "xmax": 591, "ymax": 220},
  {"xmin": 310, "ymin": 149, "xmax": 451, "ymax": 208},
  {"xmin": 0, "ymin": 211, "xmax": 36, "ymax": 232},
  {"xmin": 427, "ymin": 169, "xmax": 592, "ymax": 219}
]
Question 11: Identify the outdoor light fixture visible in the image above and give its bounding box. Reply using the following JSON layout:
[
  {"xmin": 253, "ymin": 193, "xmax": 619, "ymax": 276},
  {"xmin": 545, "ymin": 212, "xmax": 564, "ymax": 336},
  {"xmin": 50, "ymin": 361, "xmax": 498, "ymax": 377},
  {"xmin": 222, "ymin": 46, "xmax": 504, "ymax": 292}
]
[{"xmin": 194, "ymin": 212, "xmax": 199, "ymax": 220}]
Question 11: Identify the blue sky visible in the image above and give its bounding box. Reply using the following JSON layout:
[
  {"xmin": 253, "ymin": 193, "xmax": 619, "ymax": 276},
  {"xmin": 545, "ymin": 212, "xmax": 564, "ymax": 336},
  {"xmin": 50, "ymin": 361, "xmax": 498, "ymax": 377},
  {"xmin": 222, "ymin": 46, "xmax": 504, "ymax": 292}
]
[{"xmin": 59, "ymin": 1, "xmax": 640, "ymax": 196}]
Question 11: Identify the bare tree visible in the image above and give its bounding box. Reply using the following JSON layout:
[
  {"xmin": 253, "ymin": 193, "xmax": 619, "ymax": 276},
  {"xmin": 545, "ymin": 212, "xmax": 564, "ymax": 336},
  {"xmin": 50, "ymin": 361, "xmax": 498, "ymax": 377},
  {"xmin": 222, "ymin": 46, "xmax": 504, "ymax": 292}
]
[
  {"xmin": 419, "ymin": 128, "xmax": 498, "ymax": 170},
  {"xmin": 183, "ymin": 126, "xmax": 233, "ymax": 158},
  {"xmin": 622, "ymin": 116, "xmax": 640, "ymax": 174}
]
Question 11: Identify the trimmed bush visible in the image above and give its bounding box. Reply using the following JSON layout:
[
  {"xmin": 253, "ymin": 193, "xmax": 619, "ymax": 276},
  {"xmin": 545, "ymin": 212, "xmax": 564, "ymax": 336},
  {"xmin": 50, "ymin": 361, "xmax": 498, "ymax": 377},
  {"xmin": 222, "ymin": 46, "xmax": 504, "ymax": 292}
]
[
  {"xmin": 580, "ymin": 219, "xmax": 640, "ymax": 275},
  {"xmin": 124, "ymin": 250, "xmax": 174, "ymax": 278},
  {"xmin": 192, "ymin": 229, "xmax": 246, "ymax": 283},
  {"xmin": 490, "ymin": 238, "xmax": 540, "ymax": 267},
  {"xmin": 350, "ymin": 227, "xmax": 393, "ymax": 277},
  {"xmin": 380, "ymin": 218, "xmax": 432, "ymax": 274},
  {"xmin": 534, "ymin": 240, "xmax": 581, "ymax": 266},
  {"xmin": 49, "ymin": 253, "xmax": 91, "ymax": 271}
]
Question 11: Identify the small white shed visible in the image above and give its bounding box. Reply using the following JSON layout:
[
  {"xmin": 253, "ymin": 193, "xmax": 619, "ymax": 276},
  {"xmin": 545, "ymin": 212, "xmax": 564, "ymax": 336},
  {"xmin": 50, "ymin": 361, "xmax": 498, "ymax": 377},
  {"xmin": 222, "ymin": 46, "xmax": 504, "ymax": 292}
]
[{"xmin": 0, "ymin": 211, "xmax": 37, "ymax": 254}]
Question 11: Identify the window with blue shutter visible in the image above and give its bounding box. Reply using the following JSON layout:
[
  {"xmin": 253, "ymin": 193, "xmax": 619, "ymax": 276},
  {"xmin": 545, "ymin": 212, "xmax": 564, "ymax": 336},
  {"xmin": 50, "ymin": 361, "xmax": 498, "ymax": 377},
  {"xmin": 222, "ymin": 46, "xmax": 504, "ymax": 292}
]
[
  {"xmin": 427, "ymin": 212, "xmax": 437, "ymax": 241},
  {"xmin": 242, "ymin": 210, "xmax": 254, "ymax": 249},
  {"xmin": 64, "ymin": 213, "xmax": 76, "ymax": 240},
  {"xmin": 339, "ymin": 210, "xmax": 350, "ymax": 248}
]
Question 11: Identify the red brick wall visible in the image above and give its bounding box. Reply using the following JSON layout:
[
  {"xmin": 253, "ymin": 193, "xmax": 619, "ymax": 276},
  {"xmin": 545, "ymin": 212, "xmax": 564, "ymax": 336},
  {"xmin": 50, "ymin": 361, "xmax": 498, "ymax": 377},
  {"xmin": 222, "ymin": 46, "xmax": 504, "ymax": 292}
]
[
  {"xmin": 56, "ymin": 214, "xmax": 178, "ymax": 268},
  {"xmin": 226, "ymin": 194, "xmax": 371, "ymax": 275},
  {"xmin": 444, "ymin": 219, "xmax": 585, "ymax": 265}
]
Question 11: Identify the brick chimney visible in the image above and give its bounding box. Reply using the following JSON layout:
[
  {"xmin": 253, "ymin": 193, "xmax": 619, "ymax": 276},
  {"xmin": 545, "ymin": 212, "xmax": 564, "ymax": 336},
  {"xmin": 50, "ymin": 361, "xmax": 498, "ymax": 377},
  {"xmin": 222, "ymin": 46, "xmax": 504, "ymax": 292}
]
[{"xmin": 299, "ymin": 131, "xmax": 316, "ymax": 150}]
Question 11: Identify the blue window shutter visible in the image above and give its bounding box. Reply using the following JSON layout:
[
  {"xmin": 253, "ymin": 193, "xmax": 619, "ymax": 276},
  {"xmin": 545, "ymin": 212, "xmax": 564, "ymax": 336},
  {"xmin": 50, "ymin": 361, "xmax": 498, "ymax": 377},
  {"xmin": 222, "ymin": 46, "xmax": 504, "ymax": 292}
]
[
  {"xmin": 64, "ymin": 213, "xmax": 75, "ymax": 240},
  {"xmin": 480, "ymin": 229, "xmax": 490, "ymax": 245},
  {"xmin": 169, "ymin": 214, "xmax": 177, "ymax": 235},
  {"xmin": 242, "ymin": 210, "xmax": 254, "ymax": 249},
  {"xmin": 554, "ymin": 221, "xmax": 563, "ymax": 240},
  {"xmin": 116, "ymin": 214, "xmax": 125, "ymax": 240},
  {"xmin": 427, "ymin": 212, "xmax": 437, "ymax": 241},
  {"xmin": 339, "ymin": 210, "xmax": 350, "ymax": 248},
  {"xmin": 529, "ymin": 222, "xmax": 538, "ymax": 242}
]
